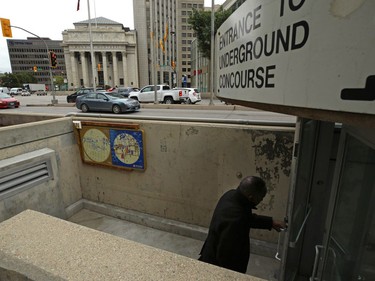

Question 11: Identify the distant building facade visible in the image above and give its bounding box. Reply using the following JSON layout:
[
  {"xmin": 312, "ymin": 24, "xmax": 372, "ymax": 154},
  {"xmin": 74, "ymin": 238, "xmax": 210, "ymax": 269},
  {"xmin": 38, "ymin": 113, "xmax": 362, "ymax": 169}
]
[
  {"xmin": 6, "ymin": 37, "xmax": 66, "ymax": 90},
  {"xmin": 61, "ymin": 17, "xmax": 138, "ymax": 90},
  {"xmin": 133, "ymin": 0, "xmax": 204, "ymax": 88}
]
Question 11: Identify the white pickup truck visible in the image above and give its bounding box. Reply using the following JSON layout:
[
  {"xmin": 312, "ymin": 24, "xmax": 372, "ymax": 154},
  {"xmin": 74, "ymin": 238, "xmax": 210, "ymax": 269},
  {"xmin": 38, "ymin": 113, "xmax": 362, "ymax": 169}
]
[{"xmin": 128, "ymin": 85, "xmax": 188, "ymax": 104}]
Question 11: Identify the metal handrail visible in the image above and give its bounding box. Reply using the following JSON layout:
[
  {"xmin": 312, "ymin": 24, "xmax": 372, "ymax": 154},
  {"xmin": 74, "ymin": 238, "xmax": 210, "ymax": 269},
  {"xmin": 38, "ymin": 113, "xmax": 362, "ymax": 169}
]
[
  {"xmin": 275, "ymin": 228, "xmax": 287, "ymax": 261},
  {"xmin": 65, "ymin": 112, "xmax": 296, "ymax": 127},
  {"xmin": 310, "ymin": 245, "xmax": 323, "ymax": 281},
  {"xmin": 289, "ymin": 206, "xmax": 312, "ymax": 248}
]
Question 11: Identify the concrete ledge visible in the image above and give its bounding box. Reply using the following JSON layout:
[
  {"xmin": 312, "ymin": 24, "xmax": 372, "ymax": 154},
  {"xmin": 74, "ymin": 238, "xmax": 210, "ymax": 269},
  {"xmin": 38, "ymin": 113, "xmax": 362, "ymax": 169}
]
[
  {"xmin": 0, "ymin": 210, "xmax": 265, "ymax": 281},
  {"xmin": 80, "ymin": 199, "xmax": 208, "ymax": 241}
]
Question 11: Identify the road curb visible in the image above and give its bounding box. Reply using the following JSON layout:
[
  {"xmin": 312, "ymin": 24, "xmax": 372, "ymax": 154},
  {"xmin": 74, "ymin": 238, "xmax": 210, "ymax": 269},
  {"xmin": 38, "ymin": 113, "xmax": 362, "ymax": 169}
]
[{"xmin": 25, "ymin": 103, "xmax": 254, "ymax": 111}]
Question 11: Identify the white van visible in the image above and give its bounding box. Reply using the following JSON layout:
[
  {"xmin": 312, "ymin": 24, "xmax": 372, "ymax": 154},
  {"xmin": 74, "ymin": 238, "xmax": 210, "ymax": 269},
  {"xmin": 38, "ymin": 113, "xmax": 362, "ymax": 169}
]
[
  {"xmin": 10, "ymin": 88, "xmax": 23, "ymax": 95},
  {"xmin": 0, "ymin": 87, "xmax": 10, "ymax": 94}
]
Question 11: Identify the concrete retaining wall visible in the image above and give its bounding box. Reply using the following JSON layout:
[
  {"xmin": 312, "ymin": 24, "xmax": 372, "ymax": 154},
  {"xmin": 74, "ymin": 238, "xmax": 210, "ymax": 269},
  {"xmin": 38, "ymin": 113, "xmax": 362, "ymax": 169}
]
[
  {"xmin": 0, "ymin": 117, "xmax": 82, "ymax": 221},
  {"xmin": 76, "ymin": 117, "xmax": 294, "ymax": 243},
  {"xmin": 0, "ymin": 114, "xmax": 294, "ymax": 244}
]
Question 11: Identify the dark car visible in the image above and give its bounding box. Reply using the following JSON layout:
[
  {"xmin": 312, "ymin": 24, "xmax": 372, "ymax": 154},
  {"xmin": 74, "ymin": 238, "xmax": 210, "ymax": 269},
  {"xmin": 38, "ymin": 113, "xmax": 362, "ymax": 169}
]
[
  {"xmin": 66, "ymin": 88, "xmax": 94, "ymax": 103},
  {"xmin": 115, "ymin": 87, "xmax": 140, "ymax": 98},
  {"xmin": 0, "ymin": 93, "xmax": 20, "ymax": 109},
  {"xmin": 75, "ymin": 92, "xmax": 140, "ymax": 114}
]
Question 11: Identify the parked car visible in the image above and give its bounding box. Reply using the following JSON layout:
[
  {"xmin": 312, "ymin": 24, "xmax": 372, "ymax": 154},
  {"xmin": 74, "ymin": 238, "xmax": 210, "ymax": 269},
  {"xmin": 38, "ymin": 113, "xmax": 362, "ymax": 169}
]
[
  {"xmin": 174, "ymin": 87, "xmax": 201, "ymax": 104},
  {"xmin": 9, "ymin": 88, "xmax": 23, "ymax": 96},
  {"xmin": 0, "ymin": 93, "xmax": 20, "ymax": 109},
  {"xmin": 67, "ymin": 88, "xmax": 94, "ymax": 103},
  {"xmin": 116, "ymin": 87, "xmax": 140, "ymax": 98},
  {"xmin": 0, "ymin": 87, "xmax": 10, "ymax": 94},
  {"xmin": 21, "ymin": 90, "xmax": 31, "ymax": 96},
  {"xmin": 129, "ymin": 85, "xmax": 189, "ymax": 104},
  {"xmin": 76, "ymin": 92, "xmax": 140, "ymax": 114}
]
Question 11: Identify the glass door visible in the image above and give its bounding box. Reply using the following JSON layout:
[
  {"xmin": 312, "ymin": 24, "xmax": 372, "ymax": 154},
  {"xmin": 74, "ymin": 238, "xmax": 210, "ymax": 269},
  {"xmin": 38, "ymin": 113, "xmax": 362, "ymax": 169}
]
[
  {"xmin": 281, "ymin": 119, "xmax": 335, "ymax": 281},
  {"xmin": 320, "ymin": 127, "xmax": 375, "ymax": 281}
]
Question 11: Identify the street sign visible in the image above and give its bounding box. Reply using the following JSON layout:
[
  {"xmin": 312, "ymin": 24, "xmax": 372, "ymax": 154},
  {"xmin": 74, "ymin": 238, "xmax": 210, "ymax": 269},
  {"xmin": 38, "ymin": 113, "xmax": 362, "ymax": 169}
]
[
  {"xmin": 216, "ymin": 0, "xmax": 375, "ymax": 115},
  {"xmin": 0, "ymin": 18, "xmax": 12, "ymax": 38}
]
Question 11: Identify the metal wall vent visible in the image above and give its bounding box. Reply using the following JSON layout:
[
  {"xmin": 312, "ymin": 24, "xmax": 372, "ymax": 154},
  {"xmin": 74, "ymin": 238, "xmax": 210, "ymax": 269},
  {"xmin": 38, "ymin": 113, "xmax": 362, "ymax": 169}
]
[{"xmin": 0, "ymin": 148, "xmax": 55, "ymax": 200}]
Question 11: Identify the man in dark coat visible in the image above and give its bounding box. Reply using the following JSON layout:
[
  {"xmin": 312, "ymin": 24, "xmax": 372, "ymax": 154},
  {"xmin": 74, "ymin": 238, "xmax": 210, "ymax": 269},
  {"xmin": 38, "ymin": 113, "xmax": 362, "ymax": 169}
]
[{"xmin": 198, "ymin": 176, "xmax": 285, "ymax": 274}]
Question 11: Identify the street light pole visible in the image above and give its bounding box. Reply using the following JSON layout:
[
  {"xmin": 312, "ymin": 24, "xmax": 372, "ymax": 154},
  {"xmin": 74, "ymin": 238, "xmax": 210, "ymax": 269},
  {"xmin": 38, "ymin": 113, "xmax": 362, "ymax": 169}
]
[
  {"xmin": 171, "ymin": 30, "xmax": 176, "ymax": 88},
  {"xmin": 209, "ymin": 0, "xmax": 215, "ymax": 106},
  {"xmin": 10, "ymin": 25, "xmax": 58, "ymax": 104}
]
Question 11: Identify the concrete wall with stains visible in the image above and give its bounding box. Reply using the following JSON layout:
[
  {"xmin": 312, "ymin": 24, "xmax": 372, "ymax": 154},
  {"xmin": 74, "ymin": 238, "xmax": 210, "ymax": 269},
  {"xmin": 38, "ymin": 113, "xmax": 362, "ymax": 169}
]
[
  {"xmin": 0, "ymin": 114, "xmax": 294, "ymax": 243},
  {"xmin": 78, "ymin": 120, "xmax": 294, "ymax": 242}
]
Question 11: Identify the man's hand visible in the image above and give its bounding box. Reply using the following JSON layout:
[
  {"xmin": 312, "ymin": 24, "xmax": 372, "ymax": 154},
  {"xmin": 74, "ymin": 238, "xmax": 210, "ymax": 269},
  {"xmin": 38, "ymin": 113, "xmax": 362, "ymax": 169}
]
[{"xmin": 272, "ymin": 220, "xmax": 287, "ymax": 232}]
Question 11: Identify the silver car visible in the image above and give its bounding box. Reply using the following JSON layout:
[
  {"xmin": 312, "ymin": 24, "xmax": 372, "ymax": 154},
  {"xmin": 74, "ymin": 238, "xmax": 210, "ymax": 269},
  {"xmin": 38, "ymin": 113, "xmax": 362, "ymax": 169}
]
[{"xmin": 76, "ymin": 92, "xmax": 140, "ymax": 114}]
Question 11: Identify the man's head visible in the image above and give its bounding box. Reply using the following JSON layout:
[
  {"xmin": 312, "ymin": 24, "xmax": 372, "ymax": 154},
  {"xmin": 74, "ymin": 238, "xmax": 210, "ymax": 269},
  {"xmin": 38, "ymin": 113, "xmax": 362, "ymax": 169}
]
[{"xmin": 238, "ymin": 176, "xmax": 267, "ymax": 205}]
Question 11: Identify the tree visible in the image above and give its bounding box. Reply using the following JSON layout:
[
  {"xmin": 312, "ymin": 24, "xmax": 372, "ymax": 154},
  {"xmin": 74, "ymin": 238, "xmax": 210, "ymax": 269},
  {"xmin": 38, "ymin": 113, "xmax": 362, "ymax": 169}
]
[
  {"xmin": 0, "ymin": 73, "xmax": 19, "ymax": 88},
  {"xmin": 188, "ymin": 7, "xmax": 232, "ymax": 59},
  {"xmin": 16, "ymin": 72, "xmax": 37, "ymax": 84},
  {"xmin": 0, "ymin": 72, "xmax": 38, "ymax": 88},
  {"xmin": 54, "ymin": 75, "xmax": 64, "ymax": 89}
]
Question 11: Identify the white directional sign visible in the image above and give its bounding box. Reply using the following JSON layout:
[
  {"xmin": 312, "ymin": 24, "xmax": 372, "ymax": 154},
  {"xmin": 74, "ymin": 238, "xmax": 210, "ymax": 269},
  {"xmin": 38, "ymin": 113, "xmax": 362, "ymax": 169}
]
[{"xmin": 216, "ymin": 0, "xmax": 375, "ymax": 114}]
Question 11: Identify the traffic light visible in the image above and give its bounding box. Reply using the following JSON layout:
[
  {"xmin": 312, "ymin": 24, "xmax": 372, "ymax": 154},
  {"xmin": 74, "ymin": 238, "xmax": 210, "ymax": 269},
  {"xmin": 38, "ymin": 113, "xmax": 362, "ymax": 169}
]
[
  {"xmin": 0, "ymin": 18, "xmax": 12, "ymax": 38},
  {"xmin": 97, "ymin": 63, "xmax": 101, "ymax": 71},
  {"xmin": 49, "ymin": 51, "xmax": 57, "ymax": 68},
  {"xmin": 171, "ymin": 60, "xmax": 176, "ymax": 69},
  {"xmin": 33, "ymin": 66, "xmax": 37, "ymax": 72}
]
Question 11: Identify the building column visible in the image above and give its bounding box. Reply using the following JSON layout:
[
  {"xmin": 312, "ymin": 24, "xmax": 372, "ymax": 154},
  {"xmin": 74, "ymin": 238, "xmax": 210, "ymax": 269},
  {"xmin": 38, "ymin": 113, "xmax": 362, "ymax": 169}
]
[
  {"xmin": 121, "ymin": 51, "xmax": 128, "ymax": 86},
  {"xmin": 70, "ymin": 51, "xmax": 78, "ymax": 89},
  {"xmin": 81, "ymin": 52, "xmax": 89, "ymax": 88},
  {"xmin": 92, "ymin": 52, "xmax": 97, "ymax": 87},
  {"xmin": 102, "ymin": 52, "xmax": 109, "ymax": 87},
  {"xmin": 112, "ymin": 51, "xmax": 119, "ymax": 87}
]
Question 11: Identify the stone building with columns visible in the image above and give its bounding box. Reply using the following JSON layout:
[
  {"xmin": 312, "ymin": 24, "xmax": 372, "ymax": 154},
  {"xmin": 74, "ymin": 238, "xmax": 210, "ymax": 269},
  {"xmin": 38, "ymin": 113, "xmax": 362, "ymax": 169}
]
[{"xmin": 61, "ymin": 17, "xmax": 138, "ymax": 90}]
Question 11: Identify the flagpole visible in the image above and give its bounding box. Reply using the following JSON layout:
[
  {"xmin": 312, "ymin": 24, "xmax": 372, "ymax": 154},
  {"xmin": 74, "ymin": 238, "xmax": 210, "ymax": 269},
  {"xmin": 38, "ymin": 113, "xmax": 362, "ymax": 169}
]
[{"xmin": 87, "ymin": 0, "xmax": 97, "ymax": 91}]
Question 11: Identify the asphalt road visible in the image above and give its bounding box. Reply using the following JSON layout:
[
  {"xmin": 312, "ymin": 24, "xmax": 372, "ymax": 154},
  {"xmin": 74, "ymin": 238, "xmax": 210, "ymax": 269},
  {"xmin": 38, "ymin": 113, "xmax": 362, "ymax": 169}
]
[{"xmin": 4, "ymin": 95, "xmax": 296, "ymax": 126}]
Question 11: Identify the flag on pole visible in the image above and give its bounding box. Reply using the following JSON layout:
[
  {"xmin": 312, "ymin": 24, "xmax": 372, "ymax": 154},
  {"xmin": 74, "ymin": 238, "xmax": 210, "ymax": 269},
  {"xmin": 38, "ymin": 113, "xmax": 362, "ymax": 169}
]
[{"xmin": 77, "ymin": 0, "xmax": 80, "ymax": 11}]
